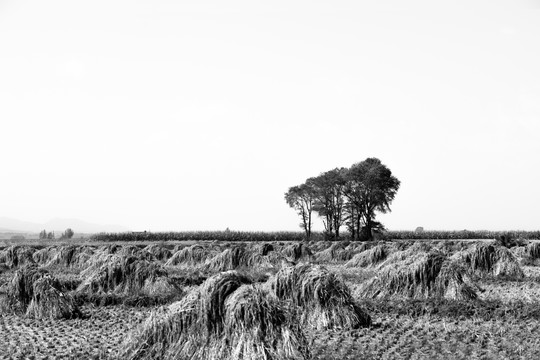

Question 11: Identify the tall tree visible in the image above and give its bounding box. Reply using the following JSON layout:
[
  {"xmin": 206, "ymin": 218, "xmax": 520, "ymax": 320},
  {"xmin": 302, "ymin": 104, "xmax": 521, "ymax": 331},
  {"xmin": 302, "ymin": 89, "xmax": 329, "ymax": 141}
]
[
  {"xmin": 60, "ymin": 228, "xmax": 74, "ymax": 239},
  {"xmin": 350, "ymin": 158, "xmax": 400, "ymax": 240},
  {"xmin": 285, "ymin": 182, "xmax": 315, "ymax": 240},
  {"xmin": 311, "ymin": 168, "xmax": 347, "ymax": 239}
]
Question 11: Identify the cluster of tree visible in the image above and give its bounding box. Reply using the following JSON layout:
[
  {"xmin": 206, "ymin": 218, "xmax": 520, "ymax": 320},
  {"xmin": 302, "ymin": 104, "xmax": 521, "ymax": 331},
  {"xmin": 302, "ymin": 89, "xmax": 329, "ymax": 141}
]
[
  {"xmin": 285, "ymin": 158, "xmax": 400, "ymax": 241},
  {"xmin": 39, "ymin": 228, "xmax": 74, "ymax": 240}
]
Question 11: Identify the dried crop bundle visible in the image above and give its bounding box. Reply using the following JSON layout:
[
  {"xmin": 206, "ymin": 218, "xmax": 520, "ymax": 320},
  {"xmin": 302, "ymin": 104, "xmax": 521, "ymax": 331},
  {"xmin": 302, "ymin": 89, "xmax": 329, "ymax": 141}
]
[
  {"xmin": 77, "ymin": 255, "xmax": 179, "ymax": 301},
  {"xmin": 2, "ymin": 265, "xmax": 80, "ymax": 319},
  {"xmin": 269, "ymin": 263, "xmax": 371, "ymax": 330},
  {"xmin": 259, "ymin": 243, "xmax": 275, "ymax": 256},
  {"xmin": 144, "ymin": 244, "xmax": 172, "ymax": 261},
  {"xmin": 433, "ymin": 260, "xmax": 478, "ymax": 300},
  {"xmin": 119, "ymin": 271, "xmax": 309, "ymax": 360},
  {"xmin": 345, "ymin": 244, "xmax": 388, "ymax": 268},
  {"xmin": 165, "ymin": 244, "xmax": 212, "ymax": 266},
  {"xmin": 42, "ymin": 245, "xmax": 95, "ymax": 268},
  {"xmin": 316, "ymin": 241, "xmax": 355, "ymax": 262},
  {"xmin": 25, "ymin": 274, "xmax": 81, "ymax": 319},
  {"xmin": 202, "ymin": 246, "xmax": 270, "ymax": 272},
  {"xmin": 526, "ymin": 242, "xmax": 540, "ymax": 260},
  {"xmin": 283, "ymin": 243, "xmax": 313, "ymax": 262},
  {"xmin": 358, "ymin": 249, "xmax": 477, "ymax": 300},
  {"xmin": 461, "ymin": 243, "xmax": 524, "ymax": 278},
  {"xmin": 0, "ymin": 245, "xmax": 36, "ymax": 268},
  {"xmin": 32, "ymin": 246, "xmax": 59, "ymax": 265}
]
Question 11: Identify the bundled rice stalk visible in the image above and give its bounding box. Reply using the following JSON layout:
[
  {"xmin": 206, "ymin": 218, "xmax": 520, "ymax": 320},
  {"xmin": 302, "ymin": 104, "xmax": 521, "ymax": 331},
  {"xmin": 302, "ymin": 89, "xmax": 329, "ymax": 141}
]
[
  {"xmin": 118, "ymin": 245, "xmax": 154, "ymax": 260},
  {"xmin": 461, "ymin": 243, "xmax": 524, "ymax": 278},
  {"xmin": 32, "ymin": 246, "xmax": 59, "ymax": 265},
  {"xmin": 120, "ymin": 271, "xmax": 308, "ymax": 360},
  {"xmin": 144, "ymin": 244, "xmax": 172, "ymax": 261},
  {"xmin": 433, "ymin": 260, "xmax": 478, "ymax": 300},
  {"xmin": 2, "ymin": 265, "xmax": 47, "ymax": 313},
  {"xmin": 268, "ymin": 264, "xmax": 371, "ymax": 330},
  {"xmin": 358, "ymin": 251, "xmax": 452, "ymax": 300},
  {"xmin": 493, "ymin": 246, "xmax": 524, "ymax": 278},
  {"xmin": 165, "ymin": 244, "xmax": 212, "ymax": 267},
  {"xmin": 99, "ymin": 244, "xmax": 122, "ymax": 254},
  {"xmin": 259, "ymin": 243, "xmax": 275, "ymax": 256},
  {"xmin": 283, "ymin": 243, "xmax": 313, "ymax": 262},
  {"xmin": 315, "ymin": 242, "xmax": 355, "ymax": 263},
  {"xmin": 77, "ymin": 255, "xmax": 180, "ymax": 303},
  {"xmin": 25, "ymin": 274, "xmax": 81, "ymax": 319},
  {"xmin": 2, "ymin": 265, "xmax": 81, "ymax": 319},
  {"xmin": 526, "ymin": 242, "xmax": 540, "ymax": 260},
  {"xmin": 345, "ymin": 244, "xmax": 388, "ymax": 268},
  {"xmin": 0, "ymin": 245, "xmax": 36, "ymax": 268},
  {"xmin": 43, "ymin": 245, "xmax": 95, "ymax": 268},
  {"xmin": 70, "ymin": 245, "xmax": 96, "ymax": 268},
  {"xmin": 202, "ymin": 246, "xmax": 267, "ymax": 273},
  {"xmin": 463, "ymin": 243, "xmax": 496, "ymax": 273}
]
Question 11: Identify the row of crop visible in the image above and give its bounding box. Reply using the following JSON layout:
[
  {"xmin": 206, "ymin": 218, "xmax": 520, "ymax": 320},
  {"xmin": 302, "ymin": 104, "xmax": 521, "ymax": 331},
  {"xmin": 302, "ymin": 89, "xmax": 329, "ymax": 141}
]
[
  {"xmin": 386, "ymin": 230, "xmax": 540, "ymax": 240},
  {"xmin": 89, "ymin": 231, "xmax": 313, "ymax": 242},
  {"xmin": 88, "ymin": 230, "xmax": 540, "ymax": 242}
]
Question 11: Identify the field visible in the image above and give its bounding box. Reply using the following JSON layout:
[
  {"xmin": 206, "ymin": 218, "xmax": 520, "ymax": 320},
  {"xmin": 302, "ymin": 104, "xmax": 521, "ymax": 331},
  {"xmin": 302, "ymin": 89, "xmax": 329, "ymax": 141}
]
[{"xmin": 1, "ymin": 238, "xmax": 540, "ymax": 359}]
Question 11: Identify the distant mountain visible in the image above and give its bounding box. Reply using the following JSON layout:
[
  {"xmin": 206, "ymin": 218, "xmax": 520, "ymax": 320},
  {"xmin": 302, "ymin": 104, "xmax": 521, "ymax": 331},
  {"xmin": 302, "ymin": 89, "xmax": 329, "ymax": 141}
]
[{"xmin": 0, "ymin": 217, "xmax": 130, "ymax": 234}]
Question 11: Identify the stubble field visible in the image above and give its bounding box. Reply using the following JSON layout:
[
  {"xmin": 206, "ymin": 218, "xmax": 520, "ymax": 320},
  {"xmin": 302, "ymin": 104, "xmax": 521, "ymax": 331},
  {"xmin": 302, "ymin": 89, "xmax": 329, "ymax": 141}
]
[{"xmin": 1, "ymin": 238, "xmax": 540, "ymax": 359}]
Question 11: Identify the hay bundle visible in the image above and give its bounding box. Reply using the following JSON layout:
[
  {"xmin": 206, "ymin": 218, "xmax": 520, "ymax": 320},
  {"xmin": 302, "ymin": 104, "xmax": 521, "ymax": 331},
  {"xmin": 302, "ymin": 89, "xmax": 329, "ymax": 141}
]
[
  {"xmin": 165, "ymin": 244, "xmax": 212, "ymax": 267},
  {"xmin": 3, "ymin": 265, "xmax": 47, "ymax": 313},
  {"xmin": 202, "ymin": 246, "xmax": 268, "ymax": 272},
  {"xmin": 25, "ymin": 274, "xmax": 81, "ymax": 319},
  {"xmin": 99, "ymin": 244, "xmax": 122, "ymax": 254},
  {"xmin": 315, "ymin": 242, "xmax": 355, "ymax": 262},
  {"xmin": 118, "ymin": 245, "xmax": 154, "ymax": 260},
  {"xmin": 32, "ymin": 246, "xmax": 59, "ymax": 265},
  {"xmin": 526, "ymin": 242, "xmax": 540, "ymax": 260},
  {"xmin": 259, "ymin": 243, "xmax": 275, "ymax": 256},
  {"xmin": 70, "ymin": 245, "xmax": 96, "ymax": 268},
  {"xmin": 463, "ymin": 243, "xmax": 496, "ymax": 273},
  {"xmin": 283, "ymin": 243, "xmax": 313, "ymax": 262},
  {"xmin": 433, "ymin": 260, "xmax": 478, "ymax": 300},
  {"xmin": 48, "ymin": 245, "xmax": 78, "ymax": 267},
  {"xmin": 492, "ymin": 246, "xmax": 524, "ymax": 278},
  {"xmin": 77, "ymin": 255, "xmax": 179, "ymax": 300},
  {"xmin": 461, "ymin": 243, "xmax": 524, "ymax": 278},
  {"xmin": 121, "ymin": 271, "xmax": 310, "ymax": 360},
  {"xmin": 2, "ymin": 265, "xmax": 80, "ymax": 319},
  {"xmin": 144, "ymin": 244, "xmax": 172, "ymax": 261},
  {"xmin": 215, "ymin": 285, "xmax": 309, "ymax": 360},
  {"xmin": 345, "ymin": 244, "xmax": 388, "ymax": 268},
  {"xmin": 0, "ymin": 245, "xmax": 36, "ymax": 268},
  {"xmin": 33, "ymin": 245, "xmax": 96, "ymax": 268},
  {"xmin": 269, "ymin": 264, "xmax": 370, "ymax": 330},
  {"xmin": 358, "ymin": 251, "xmax": 449, "ymax": 299}
]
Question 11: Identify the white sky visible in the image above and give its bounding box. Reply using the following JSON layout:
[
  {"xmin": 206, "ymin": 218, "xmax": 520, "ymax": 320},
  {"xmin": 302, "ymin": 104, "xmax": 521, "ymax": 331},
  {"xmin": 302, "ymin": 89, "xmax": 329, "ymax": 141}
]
[{"xmin": 1, "ymin": 0, "xmax": 539, "ymax": 231}]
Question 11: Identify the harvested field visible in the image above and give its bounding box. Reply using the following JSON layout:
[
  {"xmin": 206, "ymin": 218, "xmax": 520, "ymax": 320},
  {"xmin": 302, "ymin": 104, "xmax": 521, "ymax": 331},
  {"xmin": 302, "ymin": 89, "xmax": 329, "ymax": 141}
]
[{"xmin": 0, "ymin": 239, "xmax": 538, "ymax": 359}]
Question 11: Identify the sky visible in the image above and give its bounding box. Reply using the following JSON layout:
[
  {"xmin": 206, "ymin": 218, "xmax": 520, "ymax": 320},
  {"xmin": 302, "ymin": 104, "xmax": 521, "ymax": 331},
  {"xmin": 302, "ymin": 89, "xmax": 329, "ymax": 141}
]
[{"xmin": 1, "ymin": 0, "xmax": 539, "ymax": 232}]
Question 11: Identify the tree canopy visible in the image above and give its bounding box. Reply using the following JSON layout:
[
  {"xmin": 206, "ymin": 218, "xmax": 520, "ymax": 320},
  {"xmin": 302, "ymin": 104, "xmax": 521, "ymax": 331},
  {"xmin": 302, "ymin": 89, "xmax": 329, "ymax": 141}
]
[{"xmin": 285, "ymin": 158, "xmax": 400, "ymax": 240}]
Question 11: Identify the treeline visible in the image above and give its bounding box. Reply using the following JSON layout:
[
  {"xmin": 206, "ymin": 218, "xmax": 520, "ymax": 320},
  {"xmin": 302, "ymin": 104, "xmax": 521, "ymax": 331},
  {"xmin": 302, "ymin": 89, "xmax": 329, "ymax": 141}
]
[
  {"xmin": 285, "ymin": 157, "xmax": 400, "ymax": 241},
  {"xmin": 88, "ymin": 230, "xmax": 540, "ymax": 242},
  {"xmin": 39, "ymin": 228, "xmax": 74, "ymax": 240},
  {"xmin": 89, "ymin": 231, "xmax": 308, "ymax": 242}
]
